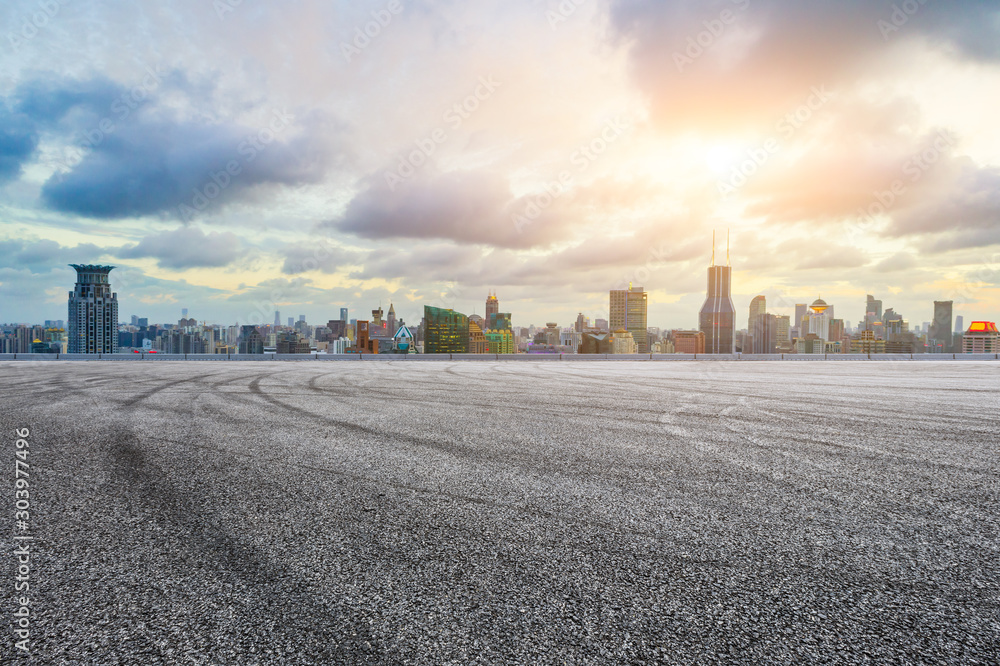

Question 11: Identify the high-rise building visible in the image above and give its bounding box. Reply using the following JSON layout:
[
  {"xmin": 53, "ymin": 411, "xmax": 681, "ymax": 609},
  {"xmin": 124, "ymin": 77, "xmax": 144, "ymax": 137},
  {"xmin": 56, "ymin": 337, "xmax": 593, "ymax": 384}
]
[
  {"xmin": 578, "ymin": 332, "xmax": 612, "ymax": 354},
  {"xmin": 544, "ymin": 322, "xmax": 561, "ymax": 346},
  {"xmin": 751, "ymin": 313, "xmax": 778, "ymax": 354},
  {"xmin": 955, "ymin": 316, "xmax": 964, "ymax": 337},
  {"xmin": 287, "ymin": 317, "xmax": 294, "ymax": 327},
  {"xmin": 484, "ymin": 311, "xmax": 513, "ymax": 354},
  {"xmin": 487, "ymin": 312, "xmax": 510, "ymax": 330},
  {"xmin": 238, "ymin": 325, "xmax": 264, "ymax": 354},
  {"xmin": 484, "ymin": 328, "xmax": 514, "ymax": 354},
  {"xmin": 829, "ymin": 318, "xmax": 846, "ymax": 345},
  {"xmin": 43, "ymin": 327, "xmax": 67, "ymax": 354},
  {"xmin": 748, "ymin": 295, "xmax": 767, "ymax": 353},
  {"xmin": 423, "ymin": 305, "xmax": 469, "ymax": 354},
  {"xmin": 610, "ymin": 330, "xmax": 638, "ymax": 355},
  {"xmin": 962, "ymin": 322, "xmax": 999, "ymax": 353},
  {"xmin": 610, "ymin": 285, "xmax": 648, "ymax": 353},
  {"xmin": 792, "ymin": 303, "xmax": 808, "ymax": 338},
  {"xmin": 698, "ymin": 233, "xmax": 734, "ymax": 354},
  {"xmin": 861, "ymin": 294, "xmax": 883, "ymax": 333},
  {"xmin": 277, "ymin": 331, "xmax": 310, "ymax": 354},
  {"xmin": 796, "ymin": 334, "xmax": 827, "ymax": 354},
  {"xmin": 674, "ymin": 330, "xmax": 705, "ymax": 354},
  {"xmin": 351, "ymin": 321, "xmax": 378, "ymax": 354},
  {"xmin": 468, "ymin": 320, "xmax": 489, "ymax": 354},
  {"xmin": 866, "ymin": 294, "xmax": 883, "ymax": 321},
  {"xmin": 930, "ymin": 301, "xmax": 953, "ymax": 353},
  {"xmin": 851, "ymin": 329, "xmax": 886, "ymax": 354},
  {"xmin": 274, "ymin": 311, "xmax": 281, "ymax": 327},
  {"xmin": 774, "ymin": 315, "xmax": 791, "ymax": 351},
  {"xmin": 748, "ymin": 296, "xmax": 766, "ymax": 333},
  {"xmin": 340, "ymin": 308, "xmax": 348, "ymax": 322},
  {"xmin": 68, "ymin": 264, "xmax": 119, "ymax": 354},
  {"xmin": 486, "ymin": 290, "xmax": 499, "ymax": 322},
  {"xmin": 806, "ymin": 297, "xmax": 831, "ymax": 341},
  {"xmin": 387, "ymin": 303, "xmax": 396, "ymax": 339}
]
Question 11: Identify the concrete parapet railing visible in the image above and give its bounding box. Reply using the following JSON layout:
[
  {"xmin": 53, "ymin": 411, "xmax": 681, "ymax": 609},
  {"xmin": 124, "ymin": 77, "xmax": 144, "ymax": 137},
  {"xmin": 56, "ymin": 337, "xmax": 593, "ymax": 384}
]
[{"xmin": 1, "ymin": 352, "xmax": 998, "ymax": 362}]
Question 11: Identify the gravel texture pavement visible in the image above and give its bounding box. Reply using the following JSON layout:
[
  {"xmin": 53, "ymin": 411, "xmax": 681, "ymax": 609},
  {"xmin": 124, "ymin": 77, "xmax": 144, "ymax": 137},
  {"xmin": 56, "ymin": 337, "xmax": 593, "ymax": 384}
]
[{"xmin": 1, "ymin": 360, "xmax": 998, "ymax": 664}]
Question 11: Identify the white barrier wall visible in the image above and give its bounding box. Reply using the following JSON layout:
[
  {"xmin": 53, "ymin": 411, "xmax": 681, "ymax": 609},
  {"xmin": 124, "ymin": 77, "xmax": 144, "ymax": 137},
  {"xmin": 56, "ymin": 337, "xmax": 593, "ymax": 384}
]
[{"xmin": 1, "ymin": 352, "xmax": 997, "ymax": 362}]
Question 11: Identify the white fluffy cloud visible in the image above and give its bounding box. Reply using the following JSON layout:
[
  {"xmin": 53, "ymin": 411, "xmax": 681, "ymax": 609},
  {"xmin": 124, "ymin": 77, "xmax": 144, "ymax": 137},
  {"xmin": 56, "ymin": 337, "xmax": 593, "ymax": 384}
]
[{"xmin": 0, "ymin": 0, "xmax": 998, "ymax": 327}]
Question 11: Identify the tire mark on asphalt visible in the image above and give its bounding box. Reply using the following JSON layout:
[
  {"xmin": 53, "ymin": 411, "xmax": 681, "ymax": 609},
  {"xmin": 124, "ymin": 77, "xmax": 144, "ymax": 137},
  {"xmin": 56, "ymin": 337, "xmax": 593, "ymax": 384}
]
[
  {"xmin": 106, "ymin": 428, "xmax": 386, "ymax": 664},
  {"xmin": 246, "ymin": 373, "xmax": 481, "ymax": 460},
  {"xmin": 121, "ymin": 372, "xmax": 220, "ymax": 408},
  {"xmin": 138, "ymin": 433, "xmax": 676, "ymax": 545}
]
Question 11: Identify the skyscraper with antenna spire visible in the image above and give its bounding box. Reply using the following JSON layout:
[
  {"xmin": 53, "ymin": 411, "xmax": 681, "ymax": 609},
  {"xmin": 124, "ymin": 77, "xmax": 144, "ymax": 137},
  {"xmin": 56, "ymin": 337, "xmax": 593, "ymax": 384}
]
[{"xmin": 698, "ymin": 230, "xmax": 735, "ymax": 354}]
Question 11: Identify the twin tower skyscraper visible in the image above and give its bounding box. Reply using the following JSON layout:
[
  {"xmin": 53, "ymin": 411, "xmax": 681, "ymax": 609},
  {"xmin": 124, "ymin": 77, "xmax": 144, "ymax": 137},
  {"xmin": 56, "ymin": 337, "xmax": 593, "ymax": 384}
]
[{"xmin": 698, "ymin": 231, "xmax": 735, "ymax": 354}]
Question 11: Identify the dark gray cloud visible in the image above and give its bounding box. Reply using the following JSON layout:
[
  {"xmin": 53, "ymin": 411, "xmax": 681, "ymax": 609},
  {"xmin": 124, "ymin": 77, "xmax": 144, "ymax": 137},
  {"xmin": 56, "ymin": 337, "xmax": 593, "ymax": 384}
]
[
  {"xmin": 118, "ymin": 227, "xmax": 245, "ymax": 269},
  {"xmin": 42, "ymin": 113, "xmax": 328, "ymax": 219},
  {"xmin": 734, "ymin": 234, "xmax": 869, "ymax": 272},
  {"xmin": 608, "ymin": 0, "xmax": 1000, "ymax": 130},
  {"xmin": 281, "ymin": 243, "xmax": 361, "ymax": 275},
  {"xmin": 0, "ymin": 103, "xmax": 38, "ymax": 182},
  {"xmin": 917, "ymin": 229, "xmax": 1000, "ymax": 255},
  {"xmin": 0, "ymin": 238, "xmax": 106, "ymax": 272},
  {"xmin": 348, "ymin": 244, "xmax": 481, "ymax": 282},
  {"xmin": 888, "ymin": 163, "xmax": 1000, "ymax": 246},
  {"xmin": 0, "ymin": 73, "xmax": 335, "ymax": 219},
  {"xmin": 873, "ymin": 253, "xmax": 919, "ymax": 273},
  {"xmin": 0, "ymin": 267, "xmax": 60, "ymax": 310},
  {"xmin": 13, "ymin": 75, "xmax": 125, "ymax": 124},
  {"xmin": 331, "ymin": 169, "xmax": 575, "ymax": 250}
]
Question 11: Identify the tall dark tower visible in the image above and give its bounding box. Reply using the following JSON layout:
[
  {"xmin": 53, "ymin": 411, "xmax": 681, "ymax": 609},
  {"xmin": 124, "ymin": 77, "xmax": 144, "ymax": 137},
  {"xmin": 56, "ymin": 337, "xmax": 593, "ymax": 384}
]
[
  {"xmin": 68, "ymin": 264, "xmax": 119, "ymax": 354},
  {"xmin": 698, "ymin": 231, "xmax": 735, "ymax": 354},
  {"xmin": 930, "ymin": 300, "xmax": 953, "ymax": 353}
]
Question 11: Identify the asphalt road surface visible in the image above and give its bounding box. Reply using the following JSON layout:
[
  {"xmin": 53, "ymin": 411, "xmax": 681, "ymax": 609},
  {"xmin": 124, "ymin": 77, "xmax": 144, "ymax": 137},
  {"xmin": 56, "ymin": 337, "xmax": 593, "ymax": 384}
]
[{"xmin": 1, "ymin": 360, "xmax": 998, "ymax": 664}]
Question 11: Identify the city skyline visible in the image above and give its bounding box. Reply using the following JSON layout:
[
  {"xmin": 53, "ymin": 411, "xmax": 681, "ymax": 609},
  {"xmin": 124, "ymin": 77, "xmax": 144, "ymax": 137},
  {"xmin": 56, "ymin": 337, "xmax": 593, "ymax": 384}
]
[
  {"xmin": 0, "ymin": 253, "xmax": 990, "ymax": 338},
  {"xmin": 1, "ymin": 2, "xmax": 999, "ymax": 329}
]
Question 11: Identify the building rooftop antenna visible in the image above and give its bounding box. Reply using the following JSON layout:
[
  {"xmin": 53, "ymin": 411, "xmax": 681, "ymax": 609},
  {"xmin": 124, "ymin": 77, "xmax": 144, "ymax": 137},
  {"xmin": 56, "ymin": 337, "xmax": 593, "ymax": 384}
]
[
  {"xmin": 711, "ymin": 229, "xmax": 716, "ymax": 266},
  {"xmin": 727, "ymin": 228, "xmax": 730, "ymax": 266}
]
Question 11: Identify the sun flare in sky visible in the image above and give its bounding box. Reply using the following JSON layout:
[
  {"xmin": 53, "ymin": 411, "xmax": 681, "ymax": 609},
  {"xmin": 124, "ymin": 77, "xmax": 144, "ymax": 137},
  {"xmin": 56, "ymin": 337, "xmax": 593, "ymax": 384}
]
[{"xmin": 1, "ymin": 0, "xmax": 999, "ymax": 330}]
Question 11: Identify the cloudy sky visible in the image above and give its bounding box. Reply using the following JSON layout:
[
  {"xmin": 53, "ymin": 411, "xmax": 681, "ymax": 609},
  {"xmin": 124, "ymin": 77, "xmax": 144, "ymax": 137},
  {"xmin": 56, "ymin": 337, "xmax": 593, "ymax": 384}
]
[{"xmin": 1, "ymin": 0, "xmax": 999, "ymax": 330}]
